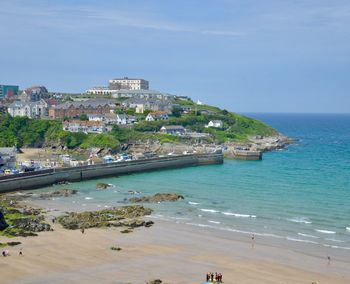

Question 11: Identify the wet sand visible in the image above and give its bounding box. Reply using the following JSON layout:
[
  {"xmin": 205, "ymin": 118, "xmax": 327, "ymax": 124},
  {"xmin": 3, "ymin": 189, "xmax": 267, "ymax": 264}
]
[{"xmin": 1, "ymin": 218, "xmax": 349, "ymax": 284}]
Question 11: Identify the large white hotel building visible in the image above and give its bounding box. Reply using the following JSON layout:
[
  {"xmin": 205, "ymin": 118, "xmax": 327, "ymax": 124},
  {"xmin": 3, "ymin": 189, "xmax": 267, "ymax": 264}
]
[{"xmin": 108, "ymin": 77, "xmax": 149, "ymax": 90}]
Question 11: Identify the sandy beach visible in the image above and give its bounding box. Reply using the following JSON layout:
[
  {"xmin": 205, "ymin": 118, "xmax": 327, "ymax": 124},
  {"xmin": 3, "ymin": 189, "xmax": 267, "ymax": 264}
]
[{"xmin": 1, "ymin": 216, "xmax": 349, "ymax": 284}]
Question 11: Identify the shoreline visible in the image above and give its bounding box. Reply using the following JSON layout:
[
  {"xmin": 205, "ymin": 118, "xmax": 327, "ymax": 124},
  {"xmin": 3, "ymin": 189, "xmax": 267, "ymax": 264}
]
[{"xmin": 1, "ymin": 209, "xmax": 349, "ymax": 284}]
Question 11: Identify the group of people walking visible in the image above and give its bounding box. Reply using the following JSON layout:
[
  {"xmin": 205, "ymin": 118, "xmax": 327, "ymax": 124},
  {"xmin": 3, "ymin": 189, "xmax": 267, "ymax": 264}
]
[{"xmin": 206, "ymin": 272, "xmax": 223, "ymax": 283}]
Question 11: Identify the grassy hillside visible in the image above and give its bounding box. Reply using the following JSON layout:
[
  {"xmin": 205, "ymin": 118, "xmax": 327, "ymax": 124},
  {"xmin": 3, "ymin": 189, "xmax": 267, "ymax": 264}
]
[{"xmin": 0, "ymin": 100, "xmax": 278, "ymax": 149}]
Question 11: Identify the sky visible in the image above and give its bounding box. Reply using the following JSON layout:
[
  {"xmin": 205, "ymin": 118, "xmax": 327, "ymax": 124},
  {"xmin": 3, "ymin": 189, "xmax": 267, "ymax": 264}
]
[{"xmin": 0, "ymin": 0, "xmax": 349, "ymax": 113}]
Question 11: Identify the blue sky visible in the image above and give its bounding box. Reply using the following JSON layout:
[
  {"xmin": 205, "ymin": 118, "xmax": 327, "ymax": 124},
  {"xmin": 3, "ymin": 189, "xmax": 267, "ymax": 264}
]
[{"xmin": 0, "ymin": 0, "xmax": 349, "ymax": 113}]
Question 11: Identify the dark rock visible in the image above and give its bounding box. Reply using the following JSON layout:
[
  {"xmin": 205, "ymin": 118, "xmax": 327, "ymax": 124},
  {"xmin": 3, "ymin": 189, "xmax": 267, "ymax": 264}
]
[
  {"xmin": 10, "ymin": 217, "xmax": 51, "ymax": 232},
  {"xmin": 58, "ymin": 205, "xmax": 153, "ymax": 230},
  {"xmin": 120, "ymin": 229, "xmax": 133, "ymax": 234},
  {"xmin": 96, "ymin": 183, "xmax": 111, "ymax": 189},
  {"xmin": 148, "ymin": 280, "xmax": 162, "ymax": 284},
  {"xmin": 145, "ymin": 220, "xmax": 154, "ymax": 228},
  {"xmin": 7, "ymin": 241, "xmax": 21, "ymax": 246},
  {"xmin": 129, "ymin": 193, "xmax": 184, "ymax": 203},
  {"xmin": 0, "ymin": 210, "xmax": 9, "ymax": 231},
  {"xmin": 39, "ymin": 189, "xmax": 78, "ymax": 199}
]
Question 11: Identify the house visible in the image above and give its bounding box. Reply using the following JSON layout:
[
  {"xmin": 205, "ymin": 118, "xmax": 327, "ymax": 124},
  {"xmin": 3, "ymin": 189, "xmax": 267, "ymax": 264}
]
[
  {"xmin": 19, "ymin": 86, "xmax": 48, "ymax": 102},
  {"xmin": 145, "ymin": 111, "xmax": 169, "ymax": 121},
  {"xmin": 87, "ymin": 113, "xmax": 135, "ymax": 125},
  {"xmin": 135, "ymin": 104, "xmax": 144, "ymax": 113},
  {"xmin": 207, "ymin": 120, "xmax": 223, "ymax": 128},
  {"xmin": 87, "ymin": 114, "xmax": 105, "ymax": 122},
  {"xmin": 0, "ymin": 147, "xmax": 17, "ymax": 169},
  {"xmin": 200, "ymin": 109, "xmax": 216, "ymax": 115},
  {"xmin": 160, "ymin": 125, "xmax": 186, "ymax": 135},
  {"xmin": 49, "ymin": 99, "xmax": 116, "ymax": 119},
  {"xmin": 116, "ymin": 114, "xmax": 136, "ymax": 125},
  {"xmin": 123, "ymin": 98, "xmax": 173, "ymax": 112},
  {"xmin": 63, "ymin": 120, "xmax": 109, "ymax": 134},
  {"xmin": 7, "ymin": 99, "xmax": 48, "ymax": 118}
]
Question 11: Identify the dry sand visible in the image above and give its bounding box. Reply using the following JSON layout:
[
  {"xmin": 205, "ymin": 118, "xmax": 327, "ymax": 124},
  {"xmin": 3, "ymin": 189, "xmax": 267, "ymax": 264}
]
[{"xmin": 1, "ymin": 218, "xmax": 349, "ymax": 284}]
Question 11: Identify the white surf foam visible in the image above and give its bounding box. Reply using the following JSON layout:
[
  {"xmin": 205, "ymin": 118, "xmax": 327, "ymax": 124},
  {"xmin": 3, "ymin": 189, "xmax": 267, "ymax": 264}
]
[
  {"xmin": 325, "ymin": 238, "xmax": 344, "ymax": 243},
  {"xmin": 323, "ymin": 244, "xmax": 350, "ymax": 250},
  {"xmin": 288, "ymin": 217, "xmax": 312, "ymax": 224},
  {"xmin": 222, "ymin": 212, "xmax": 256, "ymax": 218},
  {"xmin": 200, "ymin": 209, "xmax": 219, "ymax": 213},
  {"xmin": 286, "ymin": 237, "xmax": 318, "ymax": 244},
  {"xmin": 189, "ymin": 201, "xmax": 200, "ymax": 205},
  {"xmin": 208, "ymin": 220, "xmax": 221, "ymax": 224},
  {"xmin": 85, "ymin": 197, "xmax": 93, "ymax": 200},
  {"xmin": 315, "ymin": 229, "xmax": 336, "ymax": 234},
  {"xmin": 346, "ymin": 227, "xmax": 350, "ymax": 231},
  {"xmin": 297, "ymin": 233, "xmax": 319, "ymax": 239},
  {"xmin": 186, "ymin": 222, "xmax": 212, "ymax": 228}
]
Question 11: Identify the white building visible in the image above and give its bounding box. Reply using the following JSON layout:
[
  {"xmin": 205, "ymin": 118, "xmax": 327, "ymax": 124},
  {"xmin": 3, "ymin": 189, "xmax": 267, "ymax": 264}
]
[
  {"xmin": 87, "ymin": 113, "xmax": 135, "ymax": 125},
  {"xmin": 86, "ymin": 87, "xmax": 113, "ymax": 95},
  {"xmin": 145, "ymin": 111, "xmax": 169, "ymax": 121},
  {"xmin": 206, "ymin": 120, "xmax": 223, "ymax": 128},
  {"xmin": 63, "ymin": 120, "xmax": 108, "ymax": 134},
  {"xmin": 7, "ymin": 99, "xmax": 48, "ymax": 118},
  {"xmin": 160, "ymin": 125, "xmax": 186, "ymax": 135},
  {"xmin": 109, "ymin": 77, "xmax": 149, "ymax": 90}
]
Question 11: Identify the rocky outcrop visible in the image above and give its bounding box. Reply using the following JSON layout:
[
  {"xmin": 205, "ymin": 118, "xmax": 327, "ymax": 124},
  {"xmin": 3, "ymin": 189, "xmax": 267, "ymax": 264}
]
[
  {"xmin": 129, "ymin": 193, "xmax": 184, "ymax": 203},
  {"xmin": 10, "ymin": 217, "xmax": 51, "ymax": 232},
  {"xmin": 58, "ymin": 205, "xmax": 153, "ymax": 230},
  {"xmin": 148, "ymin": 280, "xmax": 162, "ymax": 284},
  {"xmin": 96, "ymin": 183, "xmax": 111, "ymax": 189},
  {"xmin": 39, "ymin": 189, "xmax": 78, "ymax": 199},
  {"xmin": 0, "ymin": 210, "xmax": 9, "ymax": 231}
]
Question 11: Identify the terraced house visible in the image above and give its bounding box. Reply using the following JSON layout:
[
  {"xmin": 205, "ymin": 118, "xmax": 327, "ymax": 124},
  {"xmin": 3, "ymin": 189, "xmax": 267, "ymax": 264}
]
[{"xmin": 49, "ymin": 99, "xmax": 116, "ymax": 119}]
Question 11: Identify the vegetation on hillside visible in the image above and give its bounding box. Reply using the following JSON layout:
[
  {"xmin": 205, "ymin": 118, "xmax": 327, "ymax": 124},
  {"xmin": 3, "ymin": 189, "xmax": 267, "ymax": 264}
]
[{"xmin": 0, "ymin": 99, "xmax": 277, "ymax": 149}]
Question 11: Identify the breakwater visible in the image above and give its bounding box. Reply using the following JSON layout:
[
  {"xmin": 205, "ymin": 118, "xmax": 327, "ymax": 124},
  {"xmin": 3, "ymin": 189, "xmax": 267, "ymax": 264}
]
[{"xmin": 0, "ymin": 153, "xmax": 223, "ymax": 193}]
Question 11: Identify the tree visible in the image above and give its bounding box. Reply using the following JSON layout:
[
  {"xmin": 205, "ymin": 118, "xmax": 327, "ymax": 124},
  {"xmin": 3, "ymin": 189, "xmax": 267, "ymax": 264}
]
[
  {"xmin": 171, "ymin": 106, "xmax": 182, "ymax": 117},
  {"xmin": 79, "ymin": 114, "xmax": 89, "ymax": 121}
]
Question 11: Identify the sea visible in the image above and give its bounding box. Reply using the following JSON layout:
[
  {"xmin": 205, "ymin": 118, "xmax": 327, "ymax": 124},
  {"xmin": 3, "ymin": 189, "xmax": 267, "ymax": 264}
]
[{"xmin": 32, "ymin": 114, "xmax": 350, "ymax": 254}]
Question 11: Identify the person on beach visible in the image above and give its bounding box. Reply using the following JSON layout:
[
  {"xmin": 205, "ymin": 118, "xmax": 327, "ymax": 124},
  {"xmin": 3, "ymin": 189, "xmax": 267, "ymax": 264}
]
[
  {"xmin": 251, "ymin": 234, "xmax": 255, "ymax": 248},
  {"xmin": 210, "ymin": 272, "xmax": 214, "ymax": 282},
  {"xmin": 327, "ymin": 256, "xmax": 331, "ymax": 265},
  {"xmin": 206, "ymin": 272, "xmax": 210, "ymax": 282},
  {"xmin": 81, "ymin": 227, "xmax": 85, "ymax": 234},
  {"xmin": 19, "ymin": 248, "xmax": 23, "ymax": 256}
]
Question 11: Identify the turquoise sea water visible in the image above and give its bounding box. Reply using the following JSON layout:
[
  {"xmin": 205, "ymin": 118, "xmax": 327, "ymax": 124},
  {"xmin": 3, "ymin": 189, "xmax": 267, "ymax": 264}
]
[{"xmin": 35, "ymin": 114, "xmax": 350, "ymax": 252}]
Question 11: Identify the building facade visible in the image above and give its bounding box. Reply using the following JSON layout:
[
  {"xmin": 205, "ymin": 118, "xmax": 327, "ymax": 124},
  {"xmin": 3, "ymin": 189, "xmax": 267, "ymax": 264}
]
[
  {"xmin": 0, "ymin": 85, "xmax": 19, "ymax": 99},
  {"xmin": 19, "ymin": 86, "xmax": 48, "ymax": 102},
  {"xmin": 49, "ymin": 99, "xmax": 116, "ymax": 119},
  {"xmin": 7, "ymin": 100, "xmax": 48, "ymax": 118},
  {"xmin": 63, "ymin": 120, "xmax": 109, "ymax": 134},
  {"xmin": 108, "ymin": 77, "xmax": 149, "ymax": 90},
  {"xmin": 145, "ymin": 111, "xmax": 169, "ymax": 121}
]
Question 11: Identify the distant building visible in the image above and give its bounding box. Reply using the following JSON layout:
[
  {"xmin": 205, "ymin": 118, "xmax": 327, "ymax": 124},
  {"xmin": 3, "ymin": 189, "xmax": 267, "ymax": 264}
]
[
  {"xmin": 7, "ymin": 99, "xmax": 48, "ymax": 118},
  {"xmin": 145, "ymin": 111, "xmax": 169, "ymax": 121},
  {"xmin": 0, "ymin": 85, "xmax": 19, "ymax": 99},
  {"xmin": 0, "ymin": 147, "xmax": 17, "ymax": 169},
  {"xmin": 111, "ymin": 89, "xmax": 174, "ymax": 100},
  {"xmin": 109, "ymin": 77, "xmax": 149, "ymax": 90},
  {"xmin": 86, "ymin": 87, "xmax": 113, "ymax": 95},
  {"xmin": 160, "ymin": 125, "xmax": 186, "ymax": 135},
  {"xmin": 87, "ymin": 113, "xmax": 135, "ymax": 125},
  {"xmin": 49, "ymin": 99, "xmax": 116, "ymax": 119},
  {"xmin": 123, "ymin": 98, "xmax": 173, "ymax": 113},
  {"xmin": 206, "ymin": 120, "xmax": 223, "ymax": 128},
  {"xmin": 19, "ymin": 86, "xmax": 48, "ymax": 102},
  {"xmin": 63, "ymin": 120, "xmax": 109, "ymax": 134}
]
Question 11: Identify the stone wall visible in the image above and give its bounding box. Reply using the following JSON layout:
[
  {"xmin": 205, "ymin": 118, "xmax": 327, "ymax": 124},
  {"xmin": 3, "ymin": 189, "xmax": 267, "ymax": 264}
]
[{"xmin": 0, "ymin": 153, "xmax": 223, "ymax": 193}]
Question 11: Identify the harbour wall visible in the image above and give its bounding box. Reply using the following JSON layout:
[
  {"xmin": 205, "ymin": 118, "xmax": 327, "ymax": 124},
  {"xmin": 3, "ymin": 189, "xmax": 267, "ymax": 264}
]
[{"xmin": 0, "ymin": 153, "xmax": 223, "ymax": 193}]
